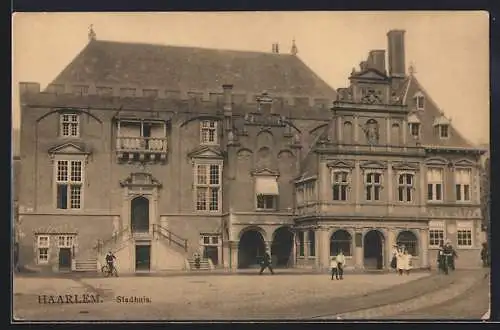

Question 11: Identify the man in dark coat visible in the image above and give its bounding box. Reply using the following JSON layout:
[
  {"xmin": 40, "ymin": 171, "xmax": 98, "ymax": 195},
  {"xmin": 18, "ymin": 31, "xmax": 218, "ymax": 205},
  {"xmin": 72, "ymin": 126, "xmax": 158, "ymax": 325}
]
[
  {"xmin": 443, "ymin": 240, "xmax": 457, "ymax": 271},
  {"xmin": 481, "ymin": 243, "xmax": 490, "ymax": 267},
  {"xmin": 259, "ymin": 252, "xmax": 274, "ymax": 275}
]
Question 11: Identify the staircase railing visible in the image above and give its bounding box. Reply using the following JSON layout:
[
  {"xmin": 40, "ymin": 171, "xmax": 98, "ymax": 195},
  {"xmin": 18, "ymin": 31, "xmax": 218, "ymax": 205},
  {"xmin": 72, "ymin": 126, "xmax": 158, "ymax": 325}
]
[
  {"xmin": 152, "ymin": 224, "xmax": 188, "ymax": 252},
  {"xmin": 93, "ymin": 227, "xmax": 133, "ymax": 254}
]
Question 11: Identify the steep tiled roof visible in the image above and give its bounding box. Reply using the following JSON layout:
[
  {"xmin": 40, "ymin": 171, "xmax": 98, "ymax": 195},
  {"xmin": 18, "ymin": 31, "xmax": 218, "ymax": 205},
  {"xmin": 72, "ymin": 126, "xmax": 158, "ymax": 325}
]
[
  {"xmin": 50, "ymin": 40, "xmax": 336, "ymax": 98},
  {"xmin": 403, "ymin": 75, "xmax": 476, "ymax": 149}
]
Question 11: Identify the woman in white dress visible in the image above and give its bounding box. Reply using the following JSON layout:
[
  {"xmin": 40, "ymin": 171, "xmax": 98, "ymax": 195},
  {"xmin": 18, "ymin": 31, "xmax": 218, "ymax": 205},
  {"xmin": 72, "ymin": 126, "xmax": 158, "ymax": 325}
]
[
  {"xmin": 396, "ymin": 245, "xmax": 405, "ymax": 275},
  {"xmin": 402, "ymin": 249, "xmax": 412, "ymax": 275}
]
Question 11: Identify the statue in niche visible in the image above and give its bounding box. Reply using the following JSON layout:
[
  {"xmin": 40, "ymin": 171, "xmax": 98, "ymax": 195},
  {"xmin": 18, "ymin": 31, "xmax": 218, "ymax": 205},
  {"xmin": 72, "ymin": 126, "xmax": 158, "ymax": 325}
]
[{"xmin": 362, "ymin": 119, "xmax": 379, "ymax": 145}]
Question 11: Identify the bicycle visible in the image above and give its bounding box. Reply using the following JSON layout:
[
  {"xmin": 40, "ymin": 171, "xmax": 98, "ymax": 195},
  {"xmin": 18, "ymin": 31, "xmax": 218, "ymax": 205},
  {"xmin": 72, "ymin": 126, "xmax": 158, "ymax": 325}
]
[{"xmin": 101, "ymin": 263, "xmax": 119, "ymax": 277}]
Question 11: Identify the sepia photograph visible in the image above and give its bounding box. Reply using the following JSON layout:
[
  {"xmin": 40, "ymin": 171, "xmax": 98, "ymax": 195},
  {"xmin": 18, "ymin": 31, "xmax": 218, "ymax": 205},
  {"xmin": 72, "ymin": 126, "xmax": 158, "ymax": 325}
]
[{"xmin": 12, "ymin": 11, "xmax": 490, "ymax": 321}]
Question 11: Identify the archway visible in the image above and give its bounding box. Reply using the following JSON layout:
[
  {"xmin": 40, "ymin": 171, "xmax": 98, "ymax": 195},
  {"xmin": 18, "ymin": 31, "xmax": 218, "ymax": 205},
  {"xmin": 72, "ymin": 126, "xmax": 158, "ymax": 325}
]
[
  {"xmin": 131, "ymin": 196, "xmax": 149, "ymax": 232},
  {"xmin": 330, "ymin": 229, "xmax": 352, "ymax": 256},
  {"xmin": 363, "ymin": 230, "xmax": 384, "ymax": 269},
  {"xmin": 238, "ymin": 229, "xmax": 266, "ymax": 268},
  {"xmin": 271, "ymin": 226, "xmax": 294, "ymax": 268},
  {"xmin": 397, "ymin": 230, "xmax": 419, "ymax": 256}
]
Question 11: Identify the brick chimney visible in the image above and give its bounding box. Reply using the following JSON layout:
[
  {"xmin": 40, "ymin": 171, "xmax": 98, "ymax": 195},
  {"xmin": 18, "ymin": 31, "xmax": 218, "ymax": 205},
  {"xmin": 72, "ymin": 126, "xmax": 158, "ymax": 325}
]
[
  {"xmin": 368, "ymin": 50, "xmax": 386, "ymax": 74},
  {"xmin": 387, "ymin": 30, "xmax": 406, "ymax": 78}
]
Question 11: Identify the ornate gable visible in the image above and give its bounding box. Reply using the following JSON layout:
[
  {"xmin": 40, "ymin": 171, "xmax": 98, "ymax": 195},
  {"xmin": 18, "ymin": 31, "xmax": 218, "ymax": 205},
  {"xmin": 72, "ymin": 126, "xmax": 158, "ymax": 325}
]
[
  {"xmin": 425, "ymin": 157, "xmax": 449, "ymax": 166},
  {"xmin": 326, "ymin": 160, "xmax": 355, "ymax": 169},
  {"xmin": 251, "ymin": 168, "xmax": 280, "ymax": 177},
  {"xmin": 187, "ymin": 146, "xmax": 224, "ymax": 159},
  {"xmin": 454, "ymin": 159, "xmax": 476, "ymax": 168},
  {"xmin": 351, "ymin": 69, "xmax": 388, "ymax": 81},
  {"xmin": 119, "ymin": 172, "xmax": 162, "ymax": 188},
  {"xmin": 392, "ymin": 161, "xmax": 419, "ymax": 171},
  {"xmin": 48, "ymin": 142, "xmax": 90, "ymax": 155},
  {"xmin": 359, "ymin": 160, "xmax": 388, "ymax": 169}
]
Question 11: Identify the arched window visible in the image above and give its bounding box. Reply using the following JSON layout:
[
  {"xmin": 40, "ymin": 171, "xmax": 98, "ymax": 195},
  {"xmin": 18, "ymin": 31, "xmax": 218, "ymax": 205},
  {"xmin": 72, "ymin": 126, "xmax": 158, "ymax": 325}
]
[
  {"xmin": 398, "ymin": 173, "xmax": 414, "ymax": 202},
  {"xmin": 330, "ymin": 230, "xmax": 352, "ymax": 256},
  {"xmin": 396, "ymin": 231, "xmax": 418, "ymax": 256},
  {"xmin": 343, "ymin": 121, "xmax": 353, "ymax": 144},
  {"xmin": 391, "ymin": 123, "xmax": 400, "ymax": 145}
]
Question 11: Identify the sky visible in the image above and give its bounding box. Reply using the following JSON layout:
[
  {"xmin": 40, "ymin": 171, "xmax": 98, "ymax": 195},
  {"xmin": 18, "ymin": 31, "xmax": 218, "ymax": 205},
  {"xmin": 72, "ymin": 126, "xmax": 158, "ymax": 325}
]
[{"xmin": 12, "ymin": 11, "xmax": 490, "ymax": 145}]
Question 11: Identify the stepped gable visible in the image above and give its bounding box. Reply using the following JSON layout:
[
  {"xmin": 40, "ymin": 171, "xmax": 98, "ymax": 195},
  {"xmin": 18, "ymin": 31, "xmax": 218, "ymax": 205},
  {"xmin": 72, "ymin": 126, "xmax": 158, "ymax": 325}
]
[
  {"xmin": 49, "ymin": 39, "xmax": 337, "ymax": 100},
  {"xmin": 402, "ymin": 74, "xmax": 476, "ymax": 149}
]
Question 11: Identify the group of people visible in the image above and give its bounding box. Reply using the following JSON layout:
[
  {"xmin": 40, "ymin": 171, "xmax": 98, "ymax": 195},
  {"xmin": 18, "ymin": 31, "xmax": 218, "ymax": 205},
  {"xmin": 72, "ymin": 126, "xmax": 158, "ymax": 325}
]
[
  {"xmin": 391, "ymin": 245, "xmax": 413, "ymax": 275},
  {"xmin": 437, "ymin": 239, "xmax": 458, "ymax": 275},
  {"xmin": 330, "ymin": 250, "xmax": 346, "ymax": 280}
]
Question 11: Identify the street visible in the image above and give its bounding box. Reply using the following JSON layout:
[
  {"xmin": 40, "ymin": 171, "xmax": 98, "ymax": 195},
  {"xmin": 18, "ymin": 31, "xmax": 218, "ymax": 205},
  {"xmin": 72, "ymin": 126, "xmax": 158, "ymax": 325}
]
[{"xmin": 13, "ymin": 269, "xmax": 488, "ymax": 321}]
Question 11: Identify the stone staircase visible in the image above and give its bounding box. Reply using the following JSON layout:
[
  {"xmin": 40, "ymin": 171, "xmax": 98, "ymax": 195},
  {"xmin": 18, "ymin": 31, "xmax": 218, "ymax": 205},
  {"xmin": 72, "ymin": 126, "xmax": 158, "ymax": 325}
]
[
  {"xmin": 74, "ymin": 258, "xmax": 98, "ymax": 272},
  {"xmin": 188, "ymin": 258, "xmax": 214, "ymax": 271}
]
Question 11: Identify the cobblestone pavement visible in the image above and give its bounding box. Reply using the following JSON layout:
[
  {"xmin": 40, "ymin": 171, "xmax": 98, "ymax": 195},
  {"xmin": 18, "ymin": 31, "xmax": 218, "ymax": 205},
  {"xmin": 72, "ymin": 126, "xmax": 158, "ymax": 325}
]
[
  {"xmin": 317, "ymin": 270, "xmax": 489, "ymax": 320},
  {"xmin": 387, "ymin": 274, "xmax": 490, "ymax": 320},
  {"xmin": 13, "ymin": 272, "xmax": 427, "ymax": 321}
]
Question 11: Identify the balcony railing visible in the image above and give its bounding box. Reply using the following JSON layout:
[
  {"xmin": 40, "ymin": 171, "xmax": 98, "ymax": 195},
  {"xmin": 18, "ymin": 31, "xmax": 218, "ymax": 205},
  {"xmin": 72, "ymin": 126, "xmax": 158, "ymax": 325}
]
[{"xmin": 116, "ymin": 136, "xmax": 168, "ymax": 153}]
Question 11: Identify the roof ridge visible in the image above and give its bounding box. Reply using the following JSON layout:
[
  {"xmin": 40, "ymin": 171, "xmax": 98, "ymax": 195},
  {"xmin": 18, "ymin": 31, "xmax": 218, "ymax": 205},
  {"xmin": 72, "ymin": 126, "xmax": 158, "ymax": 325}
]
[{"xmin": 90, "ymin": 39, "xmax": 295, "ymax": 57}]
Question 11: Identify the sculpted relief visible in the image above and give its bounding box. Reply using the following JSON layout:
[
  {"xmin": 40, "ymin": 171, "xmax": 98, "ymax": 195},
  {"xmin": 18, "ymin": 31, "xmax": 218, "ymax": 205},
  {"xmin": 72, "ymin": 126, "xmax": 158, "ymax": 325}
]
[{"xmin": 427, "ymin": 207, "xmax": 480, "ymax": 219}]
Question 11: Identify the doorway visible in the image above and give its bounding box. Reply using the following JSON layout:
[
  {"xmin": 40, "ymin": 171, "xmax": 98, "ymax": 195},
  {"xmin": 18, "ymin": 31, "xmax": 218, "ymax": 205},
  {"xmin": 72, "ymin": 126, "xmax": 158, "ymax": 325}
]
[
  {"xmin": 203, "ymin": 246, "xmax": 219, "ymax": 266},
  {"xmin": 271, "ymin": 227, "xmax": 294, "ymax": 267},
  {"xmin": 135, "ymin": 244, "xmax": 151, "ymax": 271},
  {"xmin": 131, "ymin": 196, "xmax": 149, "ymax": 232},
  {"xmin": 58, "ymin": 248, "xmax": 72, "ymax": 271},
  {"xmin": 363, "ymin": 230, "xmax": 384, "ymax": 270},
  {"xmin": 238, "ymin": 229, "xmax": 266, "ymax": 268}
]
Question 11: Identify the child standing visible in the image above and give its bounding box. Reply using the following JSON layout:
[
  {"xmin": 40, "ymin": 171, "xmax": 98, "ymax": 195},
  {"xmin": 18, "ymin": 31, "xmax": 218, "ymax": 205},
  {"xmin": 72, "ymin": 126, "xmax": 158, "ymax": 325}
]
[{"xmin": 330, "ymin": 256, "xmax": 338, "ymax": 280}]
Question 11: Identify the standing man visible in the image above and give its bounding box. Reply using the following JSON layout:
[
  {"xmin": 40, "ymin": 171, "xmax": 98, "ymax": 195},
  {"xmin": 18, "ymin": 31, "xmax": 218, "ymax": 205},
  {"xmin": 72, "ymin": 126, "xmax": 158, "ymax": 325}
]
[
  {"xmin": 443, "ymin": 240, "xmax": 457, "ymax": 271},
  {"xmin": 336, "ymin": 250, "xmax": 346, "ymax": 280},
  {"xmin": 259, "ymin": 252, "xmax": 274, "ymax": 275},
  {"xmin": 481, "ymin": 242, "xmax": 490, "ymax": 267}
]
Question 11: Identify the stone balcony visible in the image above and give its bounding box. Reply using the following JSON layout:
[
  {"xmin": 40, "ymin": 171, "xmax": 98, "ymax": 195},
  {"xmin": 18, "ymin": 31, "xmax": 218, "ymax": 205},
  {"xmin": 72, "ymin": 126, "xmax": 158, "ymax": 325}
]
[{"xmin": 116, "ymin": 136, "xmax": 168, "ymax": 163}]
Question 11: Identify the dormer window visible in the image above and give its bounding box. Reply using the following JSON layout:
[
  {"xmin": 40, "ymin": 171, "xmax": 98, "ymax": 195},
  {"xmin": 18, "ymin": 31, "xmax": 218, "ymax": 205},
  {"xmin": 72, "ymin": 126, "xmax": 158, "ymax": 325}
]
[
  {"xmin": 440, "ymin": 125, "xmax": 449, "ymax": 138},
  {"xmin": 410, "ymin": 123, "xmax": 420, "ymax": 138},
  {"xmin": 60, "ymin": 113, "xmax": 80, "ymax": 138},
  {"xmin": 433, "ymin": 113, "xmax": 451, "ymax": 139},
  {"xmin": 413, "ymin": 91, "xmax": 425, "ymax": 110}
]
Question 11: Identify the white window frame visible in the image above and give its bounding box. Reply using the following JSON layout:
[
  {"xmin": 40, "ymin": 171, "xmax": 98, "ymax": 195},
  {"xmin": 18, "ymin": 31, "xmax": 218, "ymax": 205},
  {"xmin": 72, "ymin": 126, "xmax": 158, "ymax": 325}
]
[
  {"xmin": 427, "ymin": 167, "xmax": 444, "ymax": 203},
  {"xmin": 57, "ymin": 235, "xmax": 75, "ymax": 248},
  {"xmin": 365, "ymin": 170, "xmax": 383, "ymax": 201},
  {"xmin": 397, "ymin": 172, "xmax": 415, "ymax": 203},
  {"xmin": 37, "ymin": 235, "xmax": 50, "ymax": 264},
  {"xmin": 59, "ymin": 113, "xmax": 80, "ymax": 138},
  {"xmin": 457, "ymin": 229, "xmax": 473, "ymax": 248},
  {"xmin": 332, "ymin": 170, "xmax": 350, "ymax": 201},
  {"xmin": 409, "ymin": 123, "xmax": 420, "ymax": 138},
  {"xmin": 200, "ymin": 120, "xmax": 218, "ymax": 145},
  {"xmin": 455, "ymin": 168, "xmax": 472, "ymax": 203},
  {"xmin": 439, "ymin": 124, "xmax": 449, "ymax": 139},
  {"xmin": 416, "ymin": 95, "xmax": 425, "ymax": 110},
  {"xmin": 194, "ymin": 162, "xmax": 222, "ymax": 212},
  {"xmin": 54, "ymin": 158, "xmax": 85, "ymax": 210},
  {"xmin": 201, "ymin": 234, "xmax": 220, "ymax": 246},
  {"xmin": 256, "ymin": 193, "xmax": 277, "ymax": 211},
  {"xmin": 429, "ymin": 229, "xmax": 445, "ymax": 248}
]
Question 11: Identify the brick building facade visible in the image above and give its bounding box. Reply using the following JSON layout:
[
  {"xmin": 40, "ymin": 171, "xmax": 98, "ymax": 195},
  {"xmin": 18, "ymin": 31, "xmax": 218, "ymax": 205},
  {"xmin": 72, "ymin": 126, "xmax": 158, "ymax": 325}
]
[{"xmin": 16, "ymin": 29, "xmax": 486, "ymax": 273}]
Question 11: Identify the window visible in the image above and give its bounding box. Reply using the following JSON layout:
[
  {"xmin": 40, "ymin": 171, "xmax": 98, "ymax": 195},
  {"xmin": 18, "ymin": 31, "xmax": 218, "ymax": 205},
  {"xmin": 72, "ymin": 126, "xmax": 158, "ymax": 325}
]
[
  {"xmin": 396, "ymin": 231, "xmax": 418, "ymax": 256},
  {"xmin": 56, "ymin": 160, "xmax": 83, "ymax": 209},
  {"xmin": 143, "ymin": 89, "xmax": 159, "ymax": 98},
  {"xmin": 120, "ymin": 88, "xmax": 136, "ymax": 98},
  {"xmin": 439, "ymin": 125, "xmax": 449, "ymax": 138},
  {"xmin": 201, "ymin": 235, "xmax": 219, "ymax": 246},
  {"xmin": 398, "ymin": 173, "xmax": 414, "ymax": 202},
  {"xmin": 330, "ymin": 230, "xmax": 352, "ymax": 256},
  {"xmin": 457, "ymin": 229, "xmax": 472, "ymax": 247},
  {"xmin": 96, "ymin": 86, "xmax": 113, "ymax": 96},
  {"xmin": 72, "ymin": 85, "xmax": 89, "ymax": 96},
  {"xmin": 455, "ymin": 168, "xmax": 471, "ymax": 202},
  {"xmin": 429, "ymin": 229, "xmax": 445, "ymax": 248},
  {"xmin": 308, "ymin": 230, "xmax": 315, "ymax": 257},
  {"xmin": 257, "ymin": 194, "xmax": 276, "ymax": 210},
  {"xmin": 60, "ymin": 113, "xmax": 80, "ymax": 137},
  {"xmin": 298, "ymin": 232, "xmax": 305, "ymax": 257},
  {"xmin": 427, "ymin": 168, "xmax": 443, "ymax": 202},
  {"xmin": 195, "ymin": 164, "xmax": 221, "ymax": 211},
  {"xmin": 410, "ymin": 123, "xmax": 420, "ymax": 138},
  {"xmin": 200, "ymin": 120, "xmax": 218, "ymax": 145},
  {"xmin": 332, "ymin": 171, "xmax": 349, "ymax": 201},
  {"xmin": 37, "ymin": 235, "xmax": 50, "ymax": 264},
  {"xmin": 416, "ymin": 96, "xmax": 425, "ymax": 110},
  {"xmin": 58, "ymin": 235, "xmax": 74, "ymax": 248},
  {"xmin": 302, "ymin": 181, "xmax": 316, "ymax": 204},
  {"xmin": 366, "ymin": 172, "xmax": 382, "ymax": 201}
]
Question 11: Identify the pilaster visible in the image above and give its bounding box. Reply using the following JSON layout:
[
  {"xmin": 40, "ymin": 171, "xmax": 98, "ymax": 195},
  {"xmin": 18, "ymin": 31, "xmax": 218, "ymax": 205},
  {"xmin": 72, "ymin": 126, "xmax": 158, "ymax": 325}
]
[
  {"xmin": 420, "ymin": 228, "xmax": 429, "ymax": 268},
  {"xmin": 319, "ymin": 228, "xmax": 330, "ymax": 270},
  {"xmin": 402, "ymin": 119, "xmax": 408, "ymax": 145},
  {"xmin": 353, "ymin": 115, "xmax": 359, "ymax": 143},
  {"xmin": 387, "ymin": 161, "xmax": 393, "ymax": 213},
  {"xmin": 386, "ymin": 117, "xmax": 391, "ymax": 145},
  {"xmin": 337, "ymin": 116, "xmax": 343, "ymax": 143},
  {"xmin": 354, "ymin": 161, "xmax": 361, "ymax": 211},
  {"xmin": 419, "ymin": 162, "xmax": 426, "ymax": 212}
]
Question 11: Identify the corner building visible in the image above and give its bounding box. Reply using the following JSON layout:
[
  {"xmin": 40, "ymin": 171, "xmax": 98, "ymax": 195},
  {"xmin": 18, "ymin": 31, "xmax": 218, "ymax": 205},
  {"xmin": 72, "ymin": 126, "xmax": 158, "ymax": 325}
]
[{"xmin": 17, "ymin": 30, "xmax": 486, "ymax": 273}]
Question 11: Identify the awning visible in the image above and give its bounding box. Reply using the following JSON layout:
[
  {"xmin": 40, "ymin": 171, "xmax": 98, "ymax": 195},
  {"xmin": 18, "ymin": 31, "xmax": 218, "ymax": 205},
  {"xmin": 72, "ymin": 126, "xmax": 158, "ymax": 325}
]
[{"xmin": 255, "ymin": 177, "xmax": 279, "ymax": 195}]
